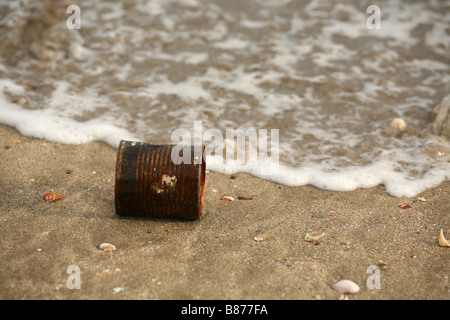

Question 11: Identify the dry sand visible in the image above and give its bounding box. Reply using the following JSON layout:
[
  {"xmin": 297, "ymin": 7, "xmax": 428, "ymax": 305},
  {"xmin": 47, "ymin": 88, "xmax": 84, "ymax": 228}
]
[{"xmin": 0, "ymin": 124, "xmax": 448, "ymax": 300}]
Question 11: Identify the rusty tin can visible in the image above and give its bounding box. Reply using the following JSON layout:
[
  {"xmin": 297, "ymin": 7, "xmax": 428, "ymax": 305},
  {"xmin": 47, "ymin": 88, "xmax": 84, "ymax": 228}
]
[{"xmin": 115, "ymin": 141, "xmax": 206, "ymax": 219}]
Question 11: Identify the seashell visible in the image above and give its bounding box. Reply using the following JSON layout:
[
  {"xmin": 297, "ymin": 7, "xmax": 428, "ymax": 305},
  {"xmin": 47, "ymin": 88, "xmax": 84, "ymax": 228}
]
[
  {"xmin": 390, "ymin": 118, "xmax": 406, "ymax": 132},
  {"xmin": 253, "ymin": 236, "xmax": 264, "ymax": 242},
  {"xmin": 398, "ymin": 203, "xmax": 411, "ymax": 210},
  {"xmin": 99, "ymin": 243, "xmax": 116, "ymax": 251},
  {"xmin": 438, "ymin": 229, "xmax": 450, "ymax": 247},
  {"xmin": 305, "ymin": 232, "xmax": 326, "ymax": 242},
  {"xmin": 338, "ymin": 294, "xmax": 349, "ymax": 300},
  {"xmin": 96, "ymin": 269, "xmax": 110, "ymax": 277},
  {"xmin": 220, "ymin": 196, "xmax": 235, "ymax": 201},
  {"xmin": 332, "ymin": 280, "xmax": 360, "ymax": 293},
  {"xmin": 15, "ymin": 97, "xmax": 27, "ymax": 105},
  {"xmin": 44, "ymin": 189, "xmax": 61, "ymax": 203},
  {"xmin": 377, "ymin": 260, "xmax": 388, "ymax": 270},
  {"xmin": 417, "ymin": 197, "xmax": 426, "ymax": 202}
]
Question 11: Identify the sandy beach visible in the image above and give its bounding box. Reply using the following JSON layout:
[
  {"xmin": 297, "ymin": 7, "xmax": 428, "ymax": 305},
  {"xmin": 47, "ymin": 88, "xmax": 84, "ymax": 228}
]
[{"xmin": 0, "ymin": 124, "xmax": 448, "ymax": 300}]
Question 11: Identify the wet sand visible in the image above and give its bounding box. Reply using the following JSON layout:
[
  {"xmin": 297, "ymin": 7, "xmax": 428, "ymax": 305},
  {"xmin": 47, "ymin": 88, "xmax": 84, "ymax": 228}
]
[{"xmin": 0, "ymin": 124, "xmax": 448, "ymax": 300}]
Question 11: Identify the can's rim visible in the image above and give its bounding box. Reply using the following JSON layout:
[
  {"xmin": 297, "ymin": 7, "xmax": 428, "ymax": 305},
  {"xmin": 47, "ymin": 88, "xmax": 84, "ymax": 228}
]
[
  {"xmin": 114, "ymin": 140, "xmax": 125, "ymax": 215},
  {"xmin": 197, "ymin": 146, "xmax": 206, "ymax": 218}
]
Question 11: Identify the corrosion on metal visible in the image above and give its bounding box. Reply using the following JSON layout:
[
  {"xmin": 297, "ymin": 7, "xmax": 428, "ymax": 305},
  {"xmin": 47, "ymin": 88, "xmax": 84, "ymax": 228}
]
[{"xmin": 115, "ymin": 141, "xmax": 206, "ymax": 219}]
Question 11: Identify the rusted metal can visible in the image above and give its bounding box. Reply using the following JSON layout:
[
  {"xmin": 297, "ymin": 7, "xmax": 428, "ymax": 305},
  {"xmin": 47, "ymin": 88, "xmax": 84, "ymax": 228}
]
[{"xmin": 115, "ymin": 141, "xmax": 206, "ymax": 219}]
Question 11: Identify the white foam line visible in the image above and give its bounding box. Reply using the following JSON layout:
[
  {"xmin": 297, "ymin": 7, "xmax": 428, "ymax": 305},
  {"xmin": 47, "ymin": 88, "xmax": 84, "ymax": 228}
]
[
  {"xmin": 207, "ymin": 158, "xmax": 450, "ymax": 198},
  {"xmin": 0, "ymin": 80, "xmax": 137, "ymax": 148},
  {"xmin": 0, "ymin": 104, "xmax": 137, "ymax": 148}
]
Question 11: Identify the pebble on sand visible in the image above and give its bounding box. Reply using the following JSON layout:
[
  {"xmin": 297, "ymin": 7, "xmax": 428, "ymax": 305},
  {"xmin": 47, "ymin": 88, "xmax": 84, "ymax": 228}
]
[
  {"xmin": 220, "ymin": 196, "xmax": 235, "ymax": 201},
  {"xmin": 15, "ymin": 97, "xmax": 27, "ymax": 105},
  {"xmin": 332, "ymin": 280, "xmax": 360, "ymax": 294},
  {"xmin": 304, "ymin": 232, "xmax": 326, "ymax": 242},
  {"xmin": 398, "ymin": 203, "xmax": 411, "ymax": 210},
  {"xmin": 96, "ymin": 269, "xmax": 110, "ymax": 277},
  {"xmin": 390, "ymin": 118, "xmax": 406, "ymax": 132},
  {"xmin": 99, "ymin": 243, "xmax": 116, "ymax": 251},
  {"xmin": 377, "ymin": 260, "xmax": 388, "ymax": 270}
]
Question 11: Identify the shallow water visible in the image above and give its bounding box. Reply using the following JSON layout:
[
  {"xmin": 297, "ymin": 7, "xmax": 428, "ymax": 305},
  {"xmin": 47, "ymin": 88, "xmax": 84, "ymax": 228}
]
[{"xmin": 0, "ymin": 0, "xmax": 449, "ymax": 197}]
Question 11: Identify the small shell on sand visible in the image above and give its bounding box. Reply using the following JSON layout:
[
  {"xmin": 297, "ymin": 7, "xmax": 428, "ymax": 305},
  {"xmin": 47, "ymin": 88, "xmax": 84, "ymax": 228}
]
[
  {"xmin": 113, "ymin": 287, "xmax": 124, "ymax": 293},
  {"xmin": 305, "ymin": 232, "xmax": 326, "ymax": 242},
  {"xmin": 438, "ymin": 229, "xmax": 450, "ymax": 247},
  {"xmin": 99, "ymin": 243, "xmax": 116, "ymax": 251},
  {"xmin": 15, "ymin": 97, "xmax": 27, "ymax": 105},
  {"xmin": 44, "ymin": 190, "xmax": 61, "ymax": 203},
  {"xmin": 390, "ymin": 118, "xmax": 406, "ymax": 132},
  {"xmin": 253, "ymin": 236, "xmax": 264, "ymax": 242},
  {"xmin": 96, "ymin": 269, "xmax": 110, "ymax": 277},
  {"xmin": 398, "ymin": 203, "xmax": 411, "ymax": 210},
  {"xmin": 377, "ymin": 260, "xmax": 388, "ymax": 270},
  {"xmin": 220, "ymin": 196, "xmax": 235, "ymax": 201},
  {"xmin": 332, "ymin": 280, "xmax": 360, "ymax": 293}
]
